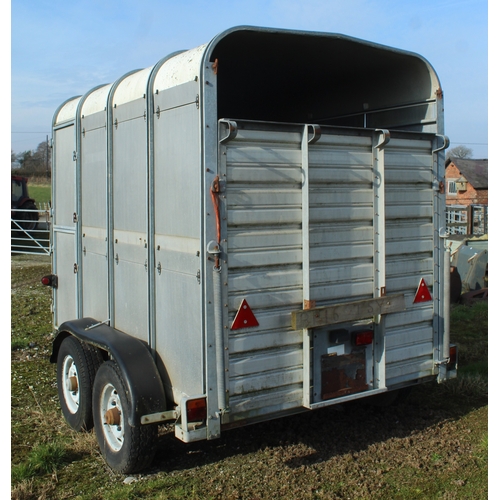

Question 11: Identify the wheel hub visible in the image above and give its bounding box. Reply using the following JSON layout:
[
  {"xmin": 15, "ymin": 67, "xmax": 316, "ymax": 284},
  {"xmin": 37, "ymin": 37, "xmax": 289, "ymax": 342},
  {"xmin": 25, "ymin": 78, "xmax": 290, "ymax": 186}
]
[{"xmin": 105, "ymin": 407, "xmax": 121, "ymax": 426}]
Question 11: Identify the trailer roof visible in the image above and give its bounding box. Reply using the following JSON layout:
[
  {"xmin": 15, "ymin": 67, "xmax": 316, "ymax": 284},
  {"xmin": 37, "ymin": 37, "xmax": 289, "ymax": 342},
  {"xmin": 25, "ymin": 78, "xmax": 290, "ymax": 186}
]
[
  {"xmin": 206, "ymin": 26, "xmax": 441, "ymax": 126},
  {"xmin": 54, "ymin": 26, "xmax": 442, "ymax": 131}
]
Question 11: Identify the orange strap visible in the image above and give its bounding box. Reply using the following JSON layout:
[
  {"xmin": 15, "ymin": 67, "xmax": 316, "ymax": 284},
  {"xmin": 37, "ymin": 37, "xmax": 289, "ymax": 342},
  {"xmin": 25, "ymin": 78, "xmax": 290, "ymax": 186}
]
[{"xmin": 210, "ymin": 176, "xmax": 221, "ymax": 268}]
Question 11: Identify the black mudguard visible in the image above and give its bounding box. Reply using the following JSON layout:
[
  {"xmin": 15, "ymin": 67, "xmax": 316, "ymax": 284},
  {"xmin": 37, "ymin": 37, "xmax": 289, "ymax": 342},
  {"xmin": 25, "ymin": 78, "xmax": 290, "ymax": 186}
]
[{"xmin": 51, "ymin": 317, "xmax": 167, "ymax": 426}]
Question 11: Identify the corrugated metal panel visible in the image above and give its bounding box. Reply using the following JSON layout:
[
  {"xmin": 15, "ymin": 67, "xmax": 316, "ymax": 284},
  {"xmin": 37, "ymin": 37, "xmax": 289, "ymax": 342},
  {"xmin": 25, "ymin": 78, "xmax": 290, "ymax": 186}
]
[
  {"xmin": 221, "ymin": 123, "xmax": 439, "ymax": 421},
  {"xmin": 81, "ymin": 107, "xmax": 108, "ymax": 321},
  {"xmin": 112, "ymin": 67, "xmax": 152, "ymax": 107},
  {"xmin": 53, "ymin": 125, "xmax": 76, "ymax": 228},
  {"xmin": 111, "ymin": 91, "xmax": 149, "ymax": 340},
  {"xmin": 154, "ymin": 44, "xmax": 207, "ymax": 92},
  {"xmin": 308, "ymin": 132, "xmax": 373, "ymax": 305},
  {"xmin": 222, "ymin": 127, "xmax": 304, "ymax": 420},
  {"xmin": 54, "ymin": 97, "xmax": 81, "ymax": 125},
  {"xmin": 153, "ymin": 82, "xmax": 204, "ymax": 404},
  {"xmin": 384, "ymin": 137, "xmax": 436, "ymax": 384},
  {"xmin": 53, "ymin": 231, "xmax": 77, "ymax": 327},
  {"xmin": 81, "ymin": 84, "xmax": 111, "ymax": 117}
]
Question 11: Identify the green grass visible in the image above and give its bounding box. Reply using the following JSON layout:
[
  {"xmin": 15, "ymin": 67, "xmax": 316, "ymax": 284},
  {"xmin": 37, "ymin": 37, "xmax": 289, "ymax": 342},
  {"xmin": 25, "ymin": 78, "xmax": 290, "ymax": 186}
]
[
  {"xmin": 450, "ymin": 301, "xmax": 488, "ymax": 371},
  {"xmin": 27, "ymin": 183, "xmax": 51, "ymax": 206},
  {"xmin": 12, "ymin": 442, "xmax": 67, "ymax": 484},
  {"xmin": 11, "ymin": 256, "xmax": 488, "ymax": 500}
]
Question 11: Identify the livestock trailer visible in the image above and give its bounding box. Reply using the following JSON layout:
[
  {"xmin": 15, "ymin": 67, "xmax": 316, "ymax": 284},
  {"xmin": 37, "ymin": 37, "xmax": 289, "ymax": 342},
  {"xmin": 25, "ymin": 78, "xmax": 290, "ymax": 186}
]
[{"xmin": 48, "ymin": 26, "xmax": 456, "ymax": 473}]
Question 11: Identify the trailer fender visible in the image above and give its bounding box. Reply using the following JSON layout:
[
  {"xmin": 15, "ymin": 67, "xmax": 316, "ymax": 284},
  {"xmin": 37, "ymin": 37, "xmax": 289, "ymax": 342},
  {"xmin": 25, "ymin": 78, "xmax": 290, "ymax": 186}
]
[{"xmin": 50, "ymin": 317, "xmax": 167, "ymax": 427}]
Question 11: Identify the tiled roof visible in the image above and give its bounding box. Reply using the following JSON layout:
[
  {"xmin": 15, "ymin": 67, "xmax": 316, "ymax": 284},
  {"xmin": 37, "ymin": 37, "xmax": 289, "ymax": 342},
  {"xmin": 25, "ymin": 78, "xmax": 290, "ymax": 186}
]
[{"xmin": 446, "ymin": 158, "xmax": 488, "ymax": 189}]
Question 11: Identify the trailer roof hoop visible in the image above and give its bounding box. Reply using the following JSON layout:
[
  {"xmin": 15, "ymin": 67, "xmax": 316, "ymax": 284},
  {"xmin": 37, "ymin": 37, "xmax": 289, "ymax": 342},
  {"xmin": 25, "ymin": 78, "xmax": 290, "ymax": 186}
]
[
  {"xmin": 374, "ymin": 129, "xmax": 390, "ymax": 149},
  {"xmin": 219, "ymin": 119, "xmax": 238, "ymax": 144},
  {"xmin": 307, "ymin": 124, "xmax": 321, "ymax": 144},
  {"xmin": 432, "ymin": 134, "xmax": 450, "ymax": 154}
]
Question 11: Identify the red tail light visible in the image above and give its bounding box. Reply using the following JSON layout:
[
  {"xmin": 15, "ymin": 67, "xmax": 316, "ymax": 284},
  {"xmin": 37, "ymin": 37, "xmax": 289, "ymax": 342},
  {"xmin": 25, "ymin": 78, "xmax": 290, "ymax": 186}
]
[
  {"xmin": 186, "ymin": 398, "xmax": 207, "ymax": 422},
  {"xmin": 354, "ymin": 330, "xmax": 373, "ymax": 346},
  {"xmin": 41, "ymin": 274, "xmax": 58, "ymax": 288},
  {"xmin": 448, "ymin": 344, "xmax": 458, "ymax": 370}
]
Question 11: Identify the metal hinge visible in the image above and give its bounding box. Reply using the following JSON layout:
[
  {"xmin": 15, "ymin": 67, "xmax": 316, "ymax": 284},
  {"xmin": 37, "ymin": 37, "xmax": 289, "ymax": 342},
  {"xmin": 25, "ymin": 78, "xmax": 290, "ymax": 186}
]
[
  {"xmin": 73, "ymin": 263, "xmax": 78, "ymax": 273},
  {"xmin": 73, "ymin": 212, "xmax": 78, "ymax": 223},
  {"xmin": 195, "ymin": 94, "xmax": 200, "ymax": 109}
]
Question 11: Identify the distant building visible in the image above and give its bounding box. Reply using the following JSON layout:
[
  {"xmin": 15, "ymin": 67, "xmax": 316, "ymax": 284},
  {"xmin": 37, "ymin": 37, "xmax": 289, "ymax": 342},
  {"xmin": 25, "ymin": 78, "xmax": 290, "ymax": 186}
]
[{"xmin": 445, "ymin": 158, "xmax": 488, "ymax": 235}]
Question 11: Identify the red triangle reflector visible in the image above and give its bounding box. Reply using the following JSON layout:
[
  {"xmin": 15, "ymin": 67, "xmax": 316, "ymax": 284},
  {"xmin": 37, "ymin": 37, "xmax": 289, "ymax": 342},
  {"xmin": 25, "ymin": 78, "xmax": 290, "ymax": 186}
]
[
  {"xmin": 413, "ymin": 278, "xmax": 433, "ymax": 303},
  {"xmin": 231, "ymin": 299, "xmax": 259, "ymax": 330}
]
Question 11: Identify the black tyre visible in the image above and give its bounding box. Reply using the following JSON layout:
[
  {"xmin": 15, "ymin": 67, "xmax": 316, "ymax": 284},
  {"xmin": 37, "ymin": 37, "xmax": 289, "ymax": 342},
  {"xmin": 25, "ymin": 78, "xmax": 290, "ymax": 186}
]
[
  {"xmin": 57, "ymin": 336, "xmax": 103, "ymax": 431},
  {"xmin": 17, "ymin": 202, "xmax": 38, "ymax": 231},
  {"xmin": 92, "ymin": 361, "xmax": 158, "ymax": 474}
]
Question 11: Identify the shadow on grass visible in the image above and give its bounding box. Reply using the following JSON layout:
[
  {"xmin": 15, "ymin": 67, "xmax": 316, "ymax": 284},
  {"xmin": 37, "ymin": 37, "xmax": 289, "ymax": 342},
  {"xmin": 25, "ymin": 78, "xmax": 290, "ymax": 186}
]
[{"xmin": 152, "ymin": 378, "xmax": 487, "ymax": 473}]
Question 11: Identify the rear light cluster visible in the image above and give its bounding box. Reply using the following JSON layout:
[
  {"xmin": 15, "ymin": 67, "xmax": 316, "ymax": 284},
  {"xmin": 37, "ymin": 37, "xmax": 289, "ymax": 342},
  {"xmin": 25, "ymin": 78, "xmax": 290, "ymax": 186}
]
[
  {"xmin": 448, "ymin": 344, "xmax": 458, "ymax": 370},
  {"xmin": 353, "ymin": 330, "xmax": 373, "ymax": 346},
  {"xmin": 41, "ymin": 274, "xmax": 58, "ymax": 288},
  {"xmin": 186, "ymin": 398, "xmax": 207, "ymax": 422}
]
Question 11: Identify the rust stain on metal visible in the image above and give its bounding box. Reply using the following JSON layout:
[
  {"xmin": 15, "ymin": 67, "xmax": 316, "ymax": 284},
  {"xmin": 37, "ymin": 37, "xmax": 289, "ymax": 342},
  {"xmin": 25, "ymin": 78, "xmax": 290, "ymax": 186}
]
[
  {"xmin": 436, "ymin": 88, "xmax": 443, "ymax": 99},
  {"xmin": 321, "ymin": 351, "xmax": 368, "ymax": 400},
  {"xmin": 304, "ymin": 299, "xmax": 316, "ymax": 310},
  {"xmin": 212, "ymin": 59, "xmax": 219, "ymax": 75}
]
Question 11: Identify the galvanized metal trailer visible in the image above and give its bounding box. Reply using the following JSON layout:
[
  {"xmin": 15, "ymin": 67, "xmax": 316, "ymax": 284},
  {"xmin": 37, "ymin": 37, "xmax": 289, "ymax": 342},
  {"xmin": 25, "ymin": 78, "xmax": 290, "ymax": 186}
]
[{"xmin": 48, "ymin": 26, "xmax": 456, "ymax": 473}]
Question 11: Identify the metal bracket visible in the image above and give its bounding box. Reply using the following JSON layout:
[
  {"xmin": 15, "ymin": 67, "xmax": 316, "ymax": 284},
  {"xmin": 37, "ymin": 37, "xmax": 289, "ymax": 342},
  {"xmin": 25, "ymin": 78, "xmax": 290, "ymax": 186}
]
[
  {"xmin": 375, "ymin": 129, "xmax": 391, "ymax": 149},
  {"xmin": 85, "ymin": 318, "xmax": 111, "ymax": 331},
  {"xmin": 219, "ymin": 119, "xmax": 238, "ymax": 144},
  {"xmin": 207, "ymin": 240, "xmax": 220, "ymax": 255},
  {"xmin": 439, "ymin": 227, "xmax": 449, "ymax": 239},
  {"xmin": 433, "ymin": 135, "xmax": 450, "ymax": 154},
  {"xmin": 307, "ymin": 124, "xmax": 322, "ymax": 144},
  {"xmin": 141, "ymin": 410, "xmax": 178, "ymax": 425}
]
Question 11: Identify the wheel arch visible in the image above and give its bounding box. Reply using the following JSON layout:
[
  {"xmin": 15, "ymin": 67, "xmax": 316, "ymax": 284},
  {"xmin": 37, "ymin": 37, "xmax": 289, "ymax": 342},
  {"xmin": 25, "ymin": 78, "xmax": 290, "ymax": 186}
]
[{"xmin": 51, "ymin": 317, "xmax": 167, "ymax": 426}]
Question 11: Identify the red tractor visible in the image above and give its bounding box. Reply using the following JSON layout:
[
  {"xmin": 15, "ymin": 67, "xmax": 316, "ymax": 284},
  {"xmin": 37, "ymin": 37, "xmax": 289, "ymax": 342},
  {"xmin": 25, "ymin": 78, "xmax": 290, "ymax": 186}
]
[{"xmin": 11, "ymin": 175, "xmax": 38, "ymax": 231}]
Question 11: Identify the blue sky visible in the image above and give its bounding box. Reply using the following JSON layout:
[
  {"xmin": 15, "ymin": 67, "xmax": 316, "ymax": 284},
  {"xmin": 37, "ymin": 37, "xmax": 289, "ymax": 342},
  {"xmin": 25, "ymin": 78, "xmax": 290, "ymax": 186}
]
[{"xmin": 11, "ymin": 0, "xmax": 489, "ymax": 158}]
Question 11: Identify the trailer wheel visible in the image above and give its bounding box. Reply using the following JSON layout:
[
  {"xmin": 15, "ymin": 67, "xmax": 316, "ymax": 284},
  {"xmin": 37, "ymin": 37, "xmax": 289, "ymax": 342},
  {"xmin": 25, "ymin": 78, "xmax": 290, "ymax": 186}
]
[
  {"xmin": 93, "ymin": 361, "xmax": 158, "ymax": 473},
  {"xmin": 57, "ymin": 336, "xmax": 103, "ymax": 431}
]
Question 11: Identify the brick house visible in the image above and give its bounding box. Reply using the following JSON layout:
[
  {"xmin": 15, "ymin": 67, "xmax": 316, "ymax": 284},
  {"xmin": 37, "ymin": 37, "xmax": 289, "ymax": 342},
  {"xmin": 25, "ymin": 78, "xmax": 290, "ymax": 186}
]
[{"xmin": 445, "ymin": 157, "xmax": 488, "ymax": 234}]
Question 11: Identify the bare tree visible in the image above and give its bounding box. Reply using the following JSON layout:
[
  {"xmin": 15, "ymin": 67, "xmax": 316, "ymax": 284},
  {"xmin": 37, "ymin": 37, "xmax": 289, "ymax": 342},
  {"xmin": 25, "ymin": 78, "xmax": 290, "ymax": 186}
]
[
  {"xmin": 446, "ymin": 145, "xmax": 473, "ymax": 160},
  {"xmin": 13, "ymin": 140, "xmax": 51, "ymax": 178}
]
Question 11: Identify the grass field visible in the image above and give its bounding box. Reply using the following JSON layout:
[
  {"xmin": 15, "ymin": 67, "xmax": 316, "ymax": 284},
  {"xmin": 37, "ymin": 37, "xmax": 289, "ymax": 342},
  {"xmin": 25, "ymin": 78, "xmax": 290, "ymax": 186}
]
[
  {"xmin": 11, "ymin": 255, "xmax": 488, "ymax": 499},
  {"xmin": 27, "ymin": 183, "xmax": 51, "ymax": 206}
]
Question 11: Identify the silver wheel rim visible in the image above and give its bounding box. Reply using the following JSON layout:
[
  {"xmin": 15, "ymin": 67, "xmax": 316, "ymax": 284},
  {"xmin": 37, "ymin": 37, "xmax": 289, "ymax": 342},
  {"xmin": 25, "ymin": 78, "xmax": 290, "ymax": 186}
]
[
  {"xmin": 62, "ymin": 355, "xmax": 80, "ymax": 414},
  {"xmin": 100, "ymin": 382, "xmax": 124, "ymax": 452}
]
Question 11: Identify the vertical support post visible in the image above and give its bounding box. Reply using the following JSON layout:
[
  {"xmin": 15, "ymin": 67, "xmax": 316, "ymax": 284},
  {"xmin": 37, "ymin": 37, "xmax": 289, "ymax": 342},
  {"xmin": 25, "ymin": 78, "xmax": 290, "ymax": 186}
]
[
  {"xmin": 372, "ymin": 129, "xmax": 390, "ymax": 391},
  {"xmin": 301, "ymin": 125, "xmax": 311, "ymax": 307},
  {"xmin": 301, "ymin": 125, "xmax": 311, "ymax": 407},
  {"xmin": 433, "ymin": 134, "xmax": 450, "ymax": 382},
  {"xmin": 74, "ymin": 98, "xmax": 84, "ymax": 319},
  {"xmin": 300, "ymin": 124, "xmax": 320, "ymax": 407},
  {"xmin": 437, "ymin": 240, "xmax": 451, "ymax": 383}
]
